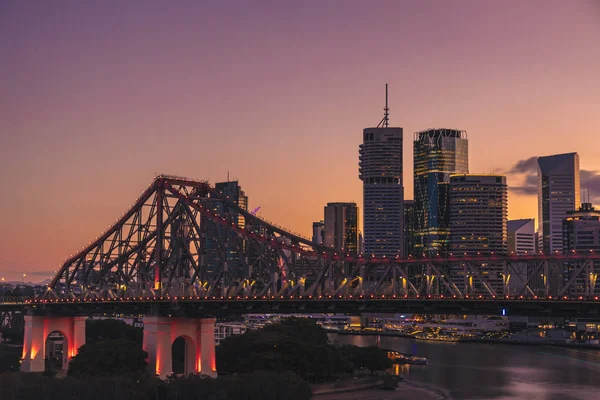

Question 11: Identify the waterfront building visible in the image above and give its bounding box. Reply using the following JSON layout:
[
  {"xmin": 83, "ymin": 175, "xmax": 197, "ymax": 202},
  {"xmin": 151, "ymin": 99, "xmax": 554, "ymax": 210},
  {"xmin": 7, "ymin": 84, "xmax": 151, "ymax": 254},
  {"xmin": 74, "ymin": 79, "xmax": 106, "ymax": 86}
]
[
  {"xmin": 449, "ymin": 174, "xmax": 507, "ymax": 294},
  {"xmin": 312, "ymin": 220, "xmax": 325, "ymax": 245},
  {"xmin": 538, "ymin": 153, "xmax": 580, "ymax": 254},
  {"xmin": 359, "ymin": 86, "xmax": 404, "ymax": 257},
  {"xmin": 404, "ymin": 200, "xmax": 416, "ymax": 257},
  {"xmin": 323, "ymin": 202, "xmax": 359, "ymax": 253},
  {"xmin": 414, "ymin": 128, "xmax": 469, "ymax": 256},
  {"xmin": 507, "ymin": 219, "xmax": 536, "ymax": 254}
]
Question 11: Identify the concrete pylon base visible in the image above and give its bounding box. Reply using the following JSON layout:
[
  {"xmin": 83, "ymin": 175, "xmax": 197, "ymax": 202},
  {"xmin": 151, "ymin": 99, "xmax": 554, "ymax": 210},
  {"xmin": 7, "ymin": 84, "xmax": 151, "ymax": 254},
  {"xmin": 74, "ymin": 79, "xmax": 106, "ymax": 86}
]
[{"xmin": 143, "ymin": 316, "xmax": 217, "ymax": 379}]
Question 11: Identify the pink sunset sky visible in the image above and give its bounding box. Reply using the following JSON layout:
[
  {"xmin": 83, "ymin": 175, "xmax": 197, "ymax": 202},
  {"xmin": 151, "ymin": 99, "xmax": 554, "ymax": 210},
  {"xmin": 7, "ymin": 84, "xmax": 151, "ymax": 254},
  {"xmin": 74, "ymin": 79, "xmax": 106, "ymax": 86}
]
[{"xmin": 1, "ymin": 0, "xmax": 599, "ymax": 281}]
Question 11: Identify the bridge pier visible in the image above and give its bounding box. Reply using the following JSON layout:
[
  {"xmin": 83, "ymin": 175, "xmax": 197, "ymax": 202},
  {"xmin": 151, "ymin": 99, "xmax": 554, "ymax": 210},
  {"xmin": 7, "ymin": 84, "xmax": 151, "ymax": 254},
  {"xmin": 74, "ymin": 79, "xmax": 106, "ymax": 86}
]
[
  {"xmin": 21, "ymin": 315, "xmax": 87, "ymax": 373},
  {"xmin": 142, "ymin": 316, "xmax": 216, "ymax": 379}
]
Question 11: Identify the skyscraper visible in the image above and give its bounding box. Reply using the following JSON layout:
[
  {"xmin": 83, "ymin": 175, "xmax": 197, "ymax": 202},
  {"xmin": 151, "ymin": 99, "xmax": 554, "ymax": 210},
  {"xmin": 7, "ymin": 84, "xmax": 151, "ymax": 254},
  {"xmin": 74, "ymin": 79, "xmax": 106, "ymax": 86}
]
[
  {"xmin": 449, "ymin": 174, "xmax": 507, "ymax": 294},
  {"xmin": 214, "ymin": 180, "xmax": 249, "ymax": 228},
  {"xmin": 323, "ymin": 202, "xmax": 358, "ymax": 253},
  {"xmin": 538, "ymin": 153, "xmax": 580, "ymax": 254},
  {"xmin": 507, "ymin": 219, "xmax": 536, "ymax": 255},
  {"xmin": 414, "ymin": 128, "xmax": 469, "ymax": 256},
  {"xmin": 358, "ymin": 85, "xmax": 404, "ymax": 257}
]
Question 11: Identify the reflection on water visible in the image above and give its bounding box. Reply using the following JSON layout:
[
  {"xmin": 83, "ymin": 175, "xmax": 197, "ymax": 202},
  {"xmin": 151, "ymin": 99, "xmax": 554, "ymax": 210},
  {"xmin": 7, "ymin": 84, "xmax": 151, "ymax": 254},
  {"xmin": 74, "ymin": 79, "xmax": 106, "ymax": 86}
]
[{"xmin": 331, "ymin": 334, "xmax": 600, "ymax": 400}]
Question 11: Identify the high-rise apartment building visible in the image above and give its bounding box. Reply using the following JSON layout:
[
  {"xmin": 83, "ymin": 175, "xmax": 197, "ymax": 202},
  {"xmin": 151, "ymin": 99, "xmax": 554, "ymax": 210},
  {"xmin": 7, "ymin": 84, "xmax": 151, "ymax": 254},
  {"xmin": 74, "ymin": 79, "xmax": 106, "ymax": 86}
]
[
  {"xmin": 312, "ymin": 221, "xmax": 325, "ymax": 245},
  {"xmin": 414, "ymin": 128, "xmax": 469, "ymax": 256},
  {"xmin": 359, "ymin": 86, "xmax": 403, "ymax": 257},
  {"xmin": 449, "ymin": 174, "xmax": 507, "ymax": 294},
  {"xmin": 538, "ymin": 153, "xmax": 580, "ymax": 254},
  {"xmin": 404, "ymin": 200, "xmax": 416, "ymax": 257},
  {"xmin": 507, "ymin": 219, "xmax": 536, "ymax": 255},
  {"xmin": 323, "ymin": 202, "xmax": 359, "ymax": 253}
]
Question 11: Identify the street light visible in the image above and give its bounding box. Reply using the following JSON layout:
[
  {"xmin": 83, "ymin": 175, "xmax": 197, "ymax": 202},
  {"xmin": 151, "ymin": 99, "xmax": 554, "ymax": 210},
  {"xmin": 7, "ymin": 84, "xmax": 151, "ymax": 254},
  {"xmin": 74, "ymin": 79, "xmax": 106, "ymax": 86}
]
[{"xmin": 22, "ymin": 273, "xmax": 26, "ymax": 285}]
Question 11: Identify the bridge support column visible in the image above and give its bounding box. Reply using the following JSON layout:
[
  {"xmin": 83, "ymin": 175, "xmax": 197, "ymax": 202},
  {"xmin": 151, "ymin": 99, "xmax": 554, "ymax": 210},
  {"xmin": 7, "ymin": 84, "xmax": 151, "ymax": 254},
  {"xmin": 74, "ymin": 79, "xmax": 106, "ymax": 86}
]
[
  {"xmin": 21, "ymin": 315, "xmax": 87, "ymax": 373},
  {"xmin": 199, "ymin": 318, "xmax": 217, "ymax": 378},
  {"xmin": 21, "ymin": 315, "xmax": 45, "ymax": 372},
  {"xmin": 142, "ymin": 316, "xmax": 217, "ymax": 379}
]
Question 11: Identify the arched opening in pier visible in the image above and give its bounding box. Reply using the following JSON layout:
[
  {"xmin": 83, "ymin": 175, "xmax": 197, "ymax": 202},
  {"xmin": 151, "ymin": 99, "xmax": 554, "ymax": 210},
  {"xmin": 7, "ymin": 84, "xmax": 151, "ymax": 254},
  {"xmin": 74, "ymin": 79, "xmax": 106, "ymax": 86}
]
[
  {"xmin": 45, "ymin": 330, "xmax": 67, "ymax": 372},
  {"xmin": 171, "ymin": 335, "xmax": 196, "ymax": 375}
]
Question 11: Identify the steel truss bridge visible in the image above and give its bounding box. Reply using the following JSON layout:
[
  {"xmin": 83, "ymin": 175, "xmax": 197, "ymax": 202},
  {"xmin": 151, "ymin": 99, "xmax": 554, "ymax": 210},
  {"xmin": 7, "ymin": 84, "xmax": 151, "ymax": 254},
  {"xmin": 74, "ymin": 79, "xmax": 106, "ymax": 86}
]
[{"xmin": 2, "ymin": 175, "xmax": 600, "ymax": 316}]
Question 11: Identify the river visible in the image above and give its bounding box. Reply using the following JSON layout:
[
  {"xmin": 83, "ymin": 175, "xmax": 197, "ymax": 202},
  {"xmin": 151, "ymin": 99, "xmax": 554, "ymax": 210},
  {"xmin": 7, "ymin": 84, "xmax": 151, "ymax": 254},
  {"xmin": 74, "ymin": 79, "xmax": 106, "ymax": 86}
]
[{"xmin": 330, "ymin": 334, "xmax": 600, "ymax": 400}]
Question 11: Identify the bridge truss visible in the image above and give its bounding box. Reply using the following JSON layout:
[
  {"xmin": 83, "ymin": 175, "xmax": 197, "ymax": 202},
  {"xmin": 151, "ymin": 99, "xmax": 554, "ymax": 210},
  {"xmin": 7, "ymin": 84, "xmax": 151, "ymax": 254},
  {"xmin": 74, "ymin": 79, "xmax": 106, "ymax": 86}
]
[{"xmin": 42, "ymin": 176, "xmax": 600, "ymax": 301}]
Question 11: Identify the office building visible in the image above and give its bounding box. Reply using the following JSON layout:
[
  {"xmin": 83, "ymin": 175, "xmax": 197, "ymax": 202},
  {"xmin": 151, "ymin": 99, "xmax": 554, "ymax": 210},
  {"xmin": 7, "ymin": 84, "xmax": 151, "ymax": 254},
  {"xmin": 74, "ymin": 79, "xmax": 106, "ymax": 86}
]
[
  {"xmin": 507, "ymin": 219, "xmax": 536, "ymax": 255},
  {"xmin": 359, "ymin": 86, "xmax": 404, "ymax": 257},
  {"xmin": 538, "ymin": 153, "xmax": 580, "ymax": 254},
  {"xmin": 563, "ymin": 203, "xmax": 600, "ymax": 295},
  {"xmin": 449, "ymin": 174, "xmax": 507, "ymax": 294},
  {"xmin": 404, "ymin": 200, "xmax": 416, "ymax": 257},
  {"xmin": 312, "ymin": 221, "xmax": 325, "ymax": 245},
  {"xmin": 323, "ymin": 202, "xmax": 359, "ymax": 253},
  {"xmin": 414, "ymin": 128, "xmax": 469, "ymax": 256},
  {"xmin": 563, "ymin": 203, "xmax": 600, "ymax": 253}
]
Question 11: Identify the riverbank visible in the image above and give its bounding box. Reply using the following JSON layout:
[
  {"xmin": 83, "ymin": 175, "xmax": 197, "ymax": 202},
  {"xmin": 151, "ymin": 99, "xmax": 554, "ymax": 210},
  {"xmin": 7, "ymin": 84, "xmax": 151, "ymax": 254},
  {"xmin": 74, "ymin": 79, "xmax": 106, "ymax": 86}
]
[{"xmin": 314, "ymin": 378, "xmax": 447, "ymax": 400}]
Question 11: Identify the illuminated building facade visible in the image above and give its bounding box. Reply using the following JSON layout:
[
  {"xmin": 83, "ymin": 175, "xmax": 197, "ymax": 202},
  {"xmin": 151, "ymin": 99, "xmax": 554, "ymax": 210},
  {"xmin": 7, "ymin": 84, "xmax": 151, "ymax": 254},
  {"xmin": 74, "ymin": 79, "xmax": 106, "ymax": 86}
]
[
  {"xmin": 538, "ymin": 153, "xmax": 580, "ymax": 254},
  {"xmin": 414, "ymin": 128, "xmax": 468, "ymax": 256},
  {"xmin": 323, "ymin": 202, "xmax": 359, "ymax": 253}
]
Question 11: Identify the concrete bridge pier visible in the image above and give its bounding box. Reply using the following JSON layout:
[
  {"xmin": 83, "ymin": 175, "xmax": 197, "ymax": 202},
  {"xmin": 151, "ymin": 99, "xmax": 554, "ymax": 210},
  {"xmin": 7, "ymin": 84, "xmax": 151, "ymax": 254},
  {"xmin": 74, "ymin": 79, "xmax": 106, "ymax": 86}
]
[
  {"xmin": 20, "ymin": 315, "xmax": 87, "ymax": 372},
  {"xmin": 142, "ymin": 316, "xmax": 216, "ymax": 379}
]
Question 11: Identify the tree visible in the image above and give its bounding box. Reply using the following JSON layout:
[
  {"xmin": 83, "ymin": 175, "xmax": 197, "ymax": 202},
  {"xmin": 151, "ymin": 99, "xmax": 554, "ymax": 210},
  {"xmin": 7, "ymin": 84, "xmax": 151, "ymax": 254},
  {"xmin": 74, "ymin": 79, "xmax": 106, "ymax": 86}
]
[
  {"xmin": 86, "ymin": 319, "xmax": 143, "ymax": 346},
  {"xmin": 67, "ymin": 339, "xmax": 148, "ymax": 379},
  {"xmin": 0, "ymin": 344, "xmax": 22, "ymax": 373}
]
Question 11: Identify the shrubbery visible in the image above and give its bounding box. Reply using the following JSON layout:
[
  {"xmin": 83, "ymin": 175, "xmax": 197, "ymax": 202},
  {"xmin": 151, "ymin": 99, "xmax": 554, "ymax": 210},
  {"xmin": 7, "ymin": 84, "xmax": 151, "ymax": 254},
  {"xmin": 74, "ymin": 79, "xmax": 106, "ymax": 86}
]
[{"xmin": 0, "ymin": 371, "xmax": 312, "ymax": 400}]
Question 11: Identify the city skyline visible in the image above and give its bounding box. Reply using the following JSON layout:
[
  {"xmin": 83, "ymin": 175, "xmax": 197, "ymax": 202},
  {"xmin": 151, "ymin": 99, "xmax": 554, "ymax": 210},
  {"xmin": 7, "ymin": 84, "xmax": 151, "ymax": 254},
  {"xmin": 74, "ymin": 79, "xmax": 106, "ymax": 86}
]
[{"xmin": 1, "ymin": 0, "xmax": 600, "ymax": 280}]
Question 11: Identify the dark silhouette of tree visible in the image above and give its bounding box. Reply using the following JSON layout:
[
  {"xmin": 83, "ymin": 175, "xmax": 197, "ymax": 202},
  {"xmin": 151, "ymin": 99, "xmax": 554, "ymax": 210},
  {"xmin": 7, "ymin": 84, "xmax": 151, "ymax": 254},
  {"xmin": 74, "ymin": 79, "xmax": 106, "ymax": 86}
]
[
  {"xmin": 85, "ymin": 319, "xmax": 143, "ymax": 346},
  {"xmin": 217, "ymin": 317, "xmax": 389, "ymax": 382},
  {"xmin": 0, "ymin": 344, "xmax": 22, "ymax": 373},
  {"xmin": 67, "ymin": 339, "xmax": 148, "ymax": 379}
]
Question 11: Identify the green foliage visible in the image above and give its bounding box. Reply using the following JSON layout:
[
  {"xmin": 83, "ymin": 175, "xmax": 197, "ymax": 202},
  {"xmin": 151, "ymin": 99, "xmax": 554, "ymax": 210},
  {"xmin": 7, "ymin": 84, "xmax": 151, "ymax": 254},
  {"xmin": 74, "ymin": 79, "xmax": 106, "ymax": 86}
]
[
  {"xmin": 0, "ymin": 344, "xmax": 22, "ymax": 373},
  {"xmin": 67, "ymin": 339, "xmax": 148, "ymax": 379},
  {"xmin": 217, "ymin": 317, "xmax": 390, "ymax": 382},
  {"xmin": 86, "ymin": 318, "xmax": 143, "ymax": 346},
  {"xmin": 0, "ymin": 371, "xmax": 312, "ymax": 400}
]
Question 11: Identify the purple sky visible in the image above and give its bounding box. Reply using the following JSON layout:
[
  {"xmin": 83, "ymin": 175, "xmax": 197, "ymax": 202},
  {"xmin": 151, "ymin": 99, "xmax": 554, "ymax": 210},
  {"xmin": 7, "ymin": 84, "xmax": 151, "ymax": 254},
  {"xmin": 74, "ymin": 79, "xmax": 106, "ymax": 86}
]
[{"xmin": 1, "ymin": 0, "xmax": 599, "ymax": 281}]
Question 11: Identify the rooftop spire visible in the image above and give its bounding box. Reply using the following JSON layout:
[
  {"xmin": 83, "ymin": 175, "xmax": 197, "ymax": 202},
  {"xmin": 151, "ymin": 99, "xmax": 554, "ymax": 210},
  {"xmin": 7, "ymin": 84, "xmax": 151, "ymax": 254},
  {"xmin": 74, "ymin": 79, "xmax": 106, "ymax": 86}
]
[{"xmin": 377, "ymin": 83, "xmax": 390, "ymax": 128}]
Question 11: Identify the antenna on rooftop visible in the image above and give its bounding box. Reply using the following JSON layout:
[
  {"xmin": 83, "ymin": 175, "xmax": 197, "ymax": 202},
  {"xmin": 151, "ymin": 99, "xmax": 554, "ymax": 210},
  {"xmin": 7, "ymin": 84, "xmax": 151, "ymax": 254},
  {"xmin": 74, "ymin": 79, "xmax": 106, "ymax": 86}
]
[{"xmin": 377, "ymin": 84, "xmax": 390, "ymax": 128}]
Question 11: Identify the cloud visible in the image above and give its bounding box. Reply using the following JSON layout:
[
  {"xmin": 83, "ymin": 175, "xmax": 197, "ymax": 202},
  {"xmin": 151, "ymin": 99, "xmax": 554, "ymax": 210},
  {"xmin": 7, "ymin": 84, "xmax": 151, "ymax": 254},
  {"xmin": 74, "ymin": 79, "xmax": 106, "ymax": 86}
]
[
  {"xmin": 506, "ymin": 157, "xmax": 538, "ymax": 174},
  {"xmin": 505, "ymin": 157, "xmax": 600, "ymax": 202}
]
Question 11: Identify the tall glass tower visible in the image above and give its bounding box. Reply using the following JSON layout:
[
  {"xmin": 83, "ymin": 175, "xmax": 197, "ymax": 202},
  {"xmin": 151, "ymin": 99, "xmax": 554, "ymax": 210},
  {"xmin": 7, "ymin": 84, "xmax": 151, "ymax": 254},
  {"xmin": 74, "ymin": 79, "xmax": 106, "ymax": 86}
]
[
  {"xmin": 414, "ymin": 128, "xmax": 468, "ymax": 256},
  {"xmin": 538, "ymin": 153, "xmax": 580, "ymax": 254},
  {"xmin": 359, "ymin": 85, "xmax": 404, "ymax": 257}
]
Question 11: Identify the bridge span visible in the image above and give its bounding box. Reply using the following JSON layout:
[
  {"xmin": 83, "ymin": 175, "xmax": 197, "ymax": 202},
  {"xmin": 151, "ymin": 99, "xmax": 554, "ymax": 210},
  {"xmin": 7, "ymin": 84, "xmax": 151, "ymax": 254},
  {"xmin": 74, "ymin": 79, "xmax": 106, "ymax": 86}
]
[{"xmin": 3, "ymin": 175, "xmax": 600, "ymax": 378}]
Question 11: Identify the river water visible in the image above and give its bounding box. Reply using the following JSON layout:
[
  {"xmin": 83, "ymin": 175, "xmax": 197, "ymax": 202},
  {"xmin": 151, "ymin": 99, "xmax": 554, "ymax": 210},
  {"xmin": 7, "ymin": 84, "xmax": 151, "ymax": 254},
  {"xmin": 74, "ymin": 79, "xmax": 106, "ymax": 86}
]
[{"xmin": 330, "ymin": 334, "xmax": 600, "ymax": 400}]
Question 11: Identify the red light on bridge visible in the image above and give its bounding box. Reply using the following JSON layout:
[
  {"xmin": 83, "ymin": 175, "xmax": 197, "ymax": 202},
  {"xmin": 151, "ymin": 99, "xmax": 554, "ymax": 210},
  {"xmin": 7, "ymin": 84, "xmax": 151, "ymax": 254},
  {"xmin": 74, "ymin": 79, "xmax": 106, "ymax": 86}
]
[{"xmin": 595, "ymin": 297, "xmax": 599, "ymax": 300}]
